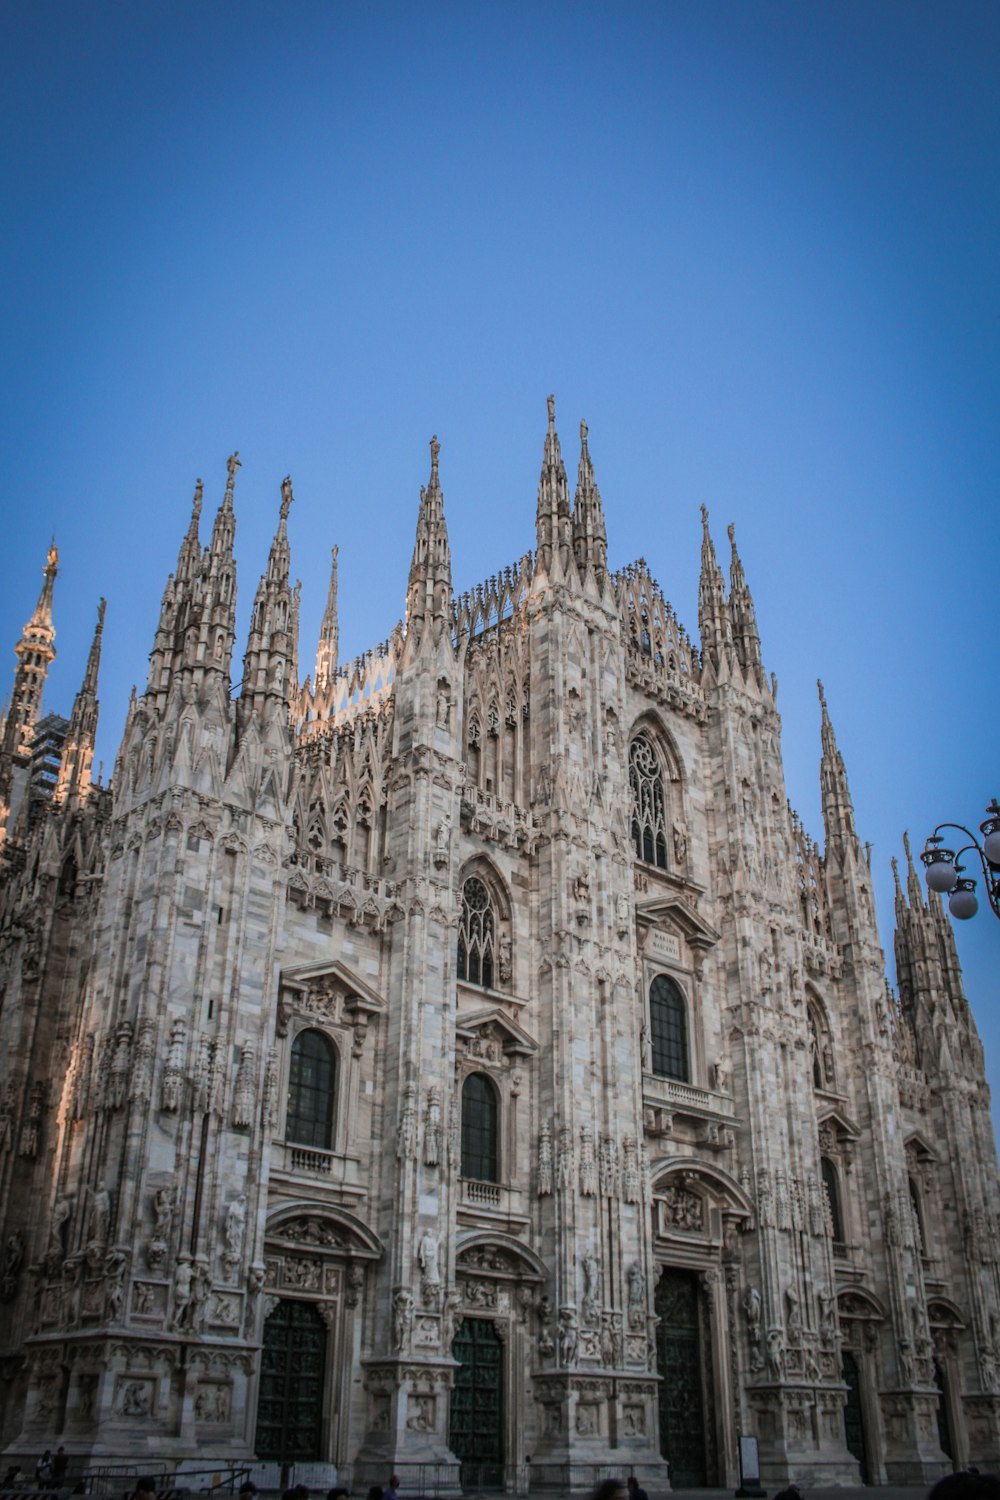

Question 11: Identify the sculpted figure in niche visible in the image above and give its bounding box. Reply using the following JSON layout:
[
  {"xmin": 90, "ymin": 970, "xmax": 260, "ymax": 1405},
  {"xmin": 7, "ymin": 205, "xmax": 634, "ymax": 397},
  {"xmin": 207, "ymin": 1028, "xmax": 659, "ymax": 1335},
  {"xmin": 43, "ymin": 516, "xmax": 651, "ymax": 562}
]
[
  {"xmin": 172, "ymin": 1256, "xmax": 193, "ymax": 1330},
  {"xmin": 627, "ymin": 1261, "xmax": 645, "ymax": 1329},
  {"xmin": 581, "ymin": 1250, "xmax": 600, "ymax": 1322},
  {"xmin": 152, "ymin": 1186, "xmax": 174, "ymax": 1240},
  {"xmin": 49, "ymin": 1197, "xmax": 72, "ymax": 1258},
  {"xmin": 766, "ymin": 1326, "xmax": 784, "ymax": 1381},
  {"xmin": 225, "ymin": 1195, "xmax": 246, "ymax": 1257},
  {"xmin": 88, "ymin": 1183, "xmax": 111, "ymax": 1247},
  {"xmin": 744, "ymin": 1285, "xmax": 762, "ymax": 1343},
  {"xmin": 418, "ymin": 1230, "xmax": 441, "ymax": 1290},
  {"xmin": 537, "ymin": 1119, "xmax": 553, "ymax": 1196},
  {"xmin": 442, "ymin": 1287, "xmax": 464, "ymax": 1349},
  {"xmin": 424, "ymin": 1087, "xmax": 442, "ymax": 1166},
  {"xmin": 120, "ymin": 1382, "xmax": 150, "ymax": 1418},
  {"xmin": 672, "ymin": 821, "xmax": 688, "ymax": 865},
  {"xmin": 558, "ymin": 1305, "xmax": 578, "ymax": 1365},
  {"xmin": 392, "ymin": 1286, "xmax": 414, "ymax": 1351}
]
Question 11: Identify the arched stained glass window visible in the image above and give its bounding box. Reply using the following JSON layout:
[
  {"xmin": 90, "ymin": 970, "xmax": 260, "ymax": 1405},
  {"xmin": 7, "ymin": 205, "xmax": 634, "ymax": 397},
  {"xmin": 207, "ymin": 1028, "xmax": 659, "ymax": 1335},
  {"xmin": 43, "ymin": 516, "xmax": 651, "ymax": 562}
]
[
  {"xmin": 629, "ymin": 735, "xmax": 668, "ymax": 869},
  {"xmin": 286, "ymin": 1029, "xmax": 336, "ymax": 1150},
  {"xmin": 458, "ymin": 877, "xmax": 496, "ymax": 988},
  {"xmin": 461, "ymin": 1073, "xmax": 498, "ymax": 1182},
  {"xmin": 821, "ymin": 1155, "xmax": 844, "ymax": 1244},
  {"xmin": 649, "ymin": 974, "xmax": 688, "ymax": 1082}
]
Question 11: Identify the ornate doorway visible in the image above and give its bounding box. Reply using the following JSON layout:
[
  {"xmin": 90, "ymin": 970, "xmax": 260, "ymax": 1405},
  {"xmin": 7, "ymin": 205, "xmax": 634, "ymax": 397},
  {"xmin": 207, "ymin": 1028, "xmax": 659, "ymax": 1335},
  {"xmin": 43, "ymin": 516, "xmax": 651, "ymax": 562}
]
[
  {"xmin": 656, "ymin": 1268, "xmax": 711, "ymax": 1486},
  {"xmin": 449, "ymin": 1317, "xmax": 504, "ymax": 1486},
  {"xmin": 256, "ymin": 1298, "xmax": 327, "ymax": 1460},
  {"xmin": 841, "ymin": 1350, "xmax": 868, "ymax": 1483}
]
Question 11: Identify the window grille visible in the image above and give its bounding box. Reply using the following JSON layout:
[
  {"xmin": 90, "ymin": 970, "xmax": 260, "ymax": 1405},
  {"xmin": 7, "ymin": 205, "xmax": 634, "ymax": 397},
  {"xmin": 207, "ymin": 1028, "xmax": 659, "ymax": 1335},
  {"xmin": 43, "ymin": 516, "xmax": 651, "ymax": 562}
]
[
  {"xmin": 650, "ymin": 974, "xmax": 688, "ymax": 1081},
  {"xmin": 286, "ymin": 1029, "xmax": 336, "ymax": 1150},
  {"xmin": 629, "ymin": 735, "xmax": 668, "ymax": 868},
  {"xmin": 821, "ymin": 1155, "xmax": 844, "ymax": 1243},
  {"xmin": 458, "ymin": 877, "xmax": 496, "ymax": 988},
  {"xmin": 461, "ymin": 1072, "xmax": 499, "ymax": 1182}
]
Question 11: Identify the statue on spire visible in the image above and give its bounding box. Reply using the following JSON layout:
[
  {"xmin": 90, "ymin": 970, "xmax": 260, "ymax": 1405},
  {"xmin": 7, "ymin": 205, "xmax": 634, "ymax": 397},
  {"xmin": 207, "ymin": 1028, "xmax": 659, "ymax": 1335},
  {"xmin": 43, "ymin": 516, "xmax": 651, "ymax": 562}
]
[
  {"xmin": 280, "ymin": 475, "xmax": 293, "ymax": 520},
  {"xmin": 430, "ymin": 435, "xmax": 440, "ymax": 478}
]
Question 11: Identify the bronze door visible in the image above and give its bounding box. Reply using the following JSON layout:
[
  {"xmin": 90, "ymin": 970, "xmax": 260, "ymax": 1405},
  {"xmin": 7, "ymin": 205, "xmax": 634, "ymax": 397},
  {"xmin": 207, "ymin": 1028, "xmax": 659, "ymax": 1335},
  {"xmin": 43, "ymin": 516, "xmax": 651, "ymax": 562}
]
[
  {"xmin": 256, "ymin": 1298, "xmax": 326, "ymax": 1460},
  {"xmin": 841, "ymin": 1351, "xmax": 869, "ymax": 1483},
  {"xmin": 656, "ymin": 1268, "xmax": 710, "ymax": 1487},
  {"xmin": 450, "ymin": 1316, "xmax": 504, "ymax": 1486}
]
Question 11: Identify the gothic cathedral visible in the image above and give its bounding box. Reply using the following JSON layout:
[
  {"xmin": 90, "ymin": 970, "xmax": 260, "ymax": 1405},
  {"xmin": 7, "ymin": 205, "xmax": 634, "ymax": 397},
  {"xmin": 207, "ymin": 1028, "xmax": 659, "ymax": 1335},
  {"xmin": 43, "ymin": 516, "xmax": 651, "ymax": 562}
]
[{"xmin": 0, "ymin": 404, "xmax": 997, "ymax": 1490}]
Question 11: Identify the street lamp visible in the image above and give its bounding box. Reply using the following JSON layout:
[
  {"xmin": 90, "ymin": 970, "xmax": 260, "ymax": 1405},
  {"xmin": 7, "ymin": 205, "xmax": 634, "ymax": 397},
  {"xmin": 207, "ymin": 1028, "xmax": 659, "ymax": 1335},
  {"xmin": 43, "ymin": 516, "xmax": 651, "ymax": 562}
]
[{"xmin": 921, "ymin": 800, "xmax": 1000, "ymax": 921}]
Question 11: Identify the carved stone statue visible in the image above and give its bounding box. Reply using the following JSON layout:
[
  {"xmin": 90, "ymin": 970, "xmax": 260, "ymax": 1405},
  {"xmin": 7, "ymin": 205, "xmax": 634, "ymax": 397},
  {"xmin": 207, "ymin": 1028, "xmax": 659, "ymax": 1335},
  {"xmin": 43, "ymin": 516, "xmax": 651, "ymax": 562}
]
[
  {"xmin": 418, "ymin": 1230, "xmax": 441, "ymax": 1305},
  {"xmin": 225, "ymin": 1195, "xmax": 246, "ymax": 1257},
  {"xmin": 744, "ymin": 1285, "xmax": 762, "ymax": 1343},
  {"xmin": 88, "ymin": 1182, "xmax": 111, "ymax": 1247},
  {"xmin": 558, "ymin": 1305, "xmax": 578, "ymax": 1365},
  {"xmin": 627, "ymin": 1261, "xmax": 646, "ymax": 1329},
  {"xmin": 392, "ymin": 1286, "xmax": 414, "ymax": 1351},
  {"xmin": 424, "ymin": 1087, "xmax": 442, "ymax": 1166},
  {"xmin": 171, "ymin": 1256, "xmax": 193, "ymax": 1330}
]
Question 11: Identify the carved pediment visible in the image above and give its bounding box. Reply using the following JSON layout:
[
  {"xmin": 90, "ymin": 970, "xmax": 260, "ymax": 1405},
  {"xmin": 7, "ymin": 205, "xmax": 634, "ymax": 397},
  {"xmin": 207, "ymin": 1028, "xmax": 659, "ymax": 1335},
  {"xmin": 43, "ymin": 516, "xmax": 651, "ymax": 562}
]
[
  {"xmin": 456, "ymin": 1007, "xmax": 538, "ymax": 1059},
  {"xmin": 280, "ymin": 959, "xmax": 386, "ymax": 1022},
  {"xmin": 636, "ymin": 895, "xmax": 719, "ymax": 953},
  {"xmin": 816, "ymin": 1106, "xmax": 861, "ymax": 1144},
  {"xmin": 904, "ymin": 1131, "xmax": 937, "ymax": 1164}
]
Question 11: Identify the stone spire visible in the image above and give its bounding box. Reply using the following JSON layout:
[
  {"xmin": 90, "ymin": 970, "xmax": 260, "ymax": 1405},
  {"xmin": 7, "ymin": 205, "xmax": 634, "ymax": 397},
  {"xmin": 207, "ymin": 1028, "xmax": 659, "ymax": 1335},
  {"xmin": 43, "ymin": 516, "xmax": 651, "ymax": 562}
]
[
  {"xmin": 146, "ymin": 478, "xmax": 204, "ymax": 705},
  {"xmin": 406, "ymin": 436, "xmax": 453, "ymax": 636},
  {"xmin": 697, "ymin": 506, "xmax": 730, "ymax": 670},
  {"xmin": 54, "ymin": 598, "xmax": 106, "ymax": 806},
  {"xmin": 902, "ymin": 829, "xmax": 925, "ymax": 913},
  {"xmin": 572, "ymin": 418, "xmax": 608, "ymax": 584},
  {"xmin": 818, "ymin": 679, "xmax": 857, "ymax": 855},
  {"xmin": 727, "ymin": 523, "xmax": 763, "ymax": 684},
  {"xmin": 197, "ymin": 454, "xmax": 239, "ymax": 678},
  {"xmin": 1, "ymin": 541, "xmax": 59, "ymax": 765},
  {"xmin": 535, "ymin": 395, "xmax": 571, "ymax": 577},
  {"xmin": 315, "ymin": 546, "xmax": 340, "ymax": 695},
  {"xmin": 0, "ymin": 542, "xmax": 60, "ymax": 840},
  {"xmin": 239, "ymin": 476, "xmax": 296, "ymax": 722}
]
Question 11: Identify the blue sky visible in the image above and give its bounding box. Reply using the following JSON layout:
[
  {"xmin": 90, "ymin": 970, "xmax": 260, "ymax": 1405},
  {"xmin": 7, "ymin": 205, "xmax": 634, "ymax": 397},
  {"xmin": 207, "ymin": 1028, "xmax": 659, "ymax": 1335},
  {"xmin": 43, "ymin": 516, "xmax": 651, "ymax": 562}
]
[{"xmin": 2, "ymin": 1, "xmax": 997, "ymax": 1108}]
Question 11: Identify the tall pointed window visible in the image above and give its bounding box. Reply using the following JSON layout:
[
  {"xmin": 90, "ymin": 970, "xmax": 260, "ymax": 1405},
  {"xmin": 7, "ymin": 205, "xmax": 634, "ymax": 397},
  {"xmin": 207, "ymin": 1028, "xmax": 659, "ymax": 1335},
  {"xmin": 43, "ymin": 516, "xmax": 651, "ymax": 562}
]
[
  {"xmin": 649, "ymin": 974, "xmax": 689, "ymax": 1082},
  {"xmin": 286, "ymin": 1030, "xmax": 336, "ymax": 1150},
  {"xmin": 630, "ymin": 735, "xmax": 668, "ymax": 868},
  {"xmin": 458, "ymin": 877, "xmax": 496, "ymax": 988},
  {"xmin": 461, "ymin": 1073, "xmax": 499, "ymax": 1182},
  {"xmin": 821, "ymin": 1156, "xmax": 844, "ymax": 1244}
]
